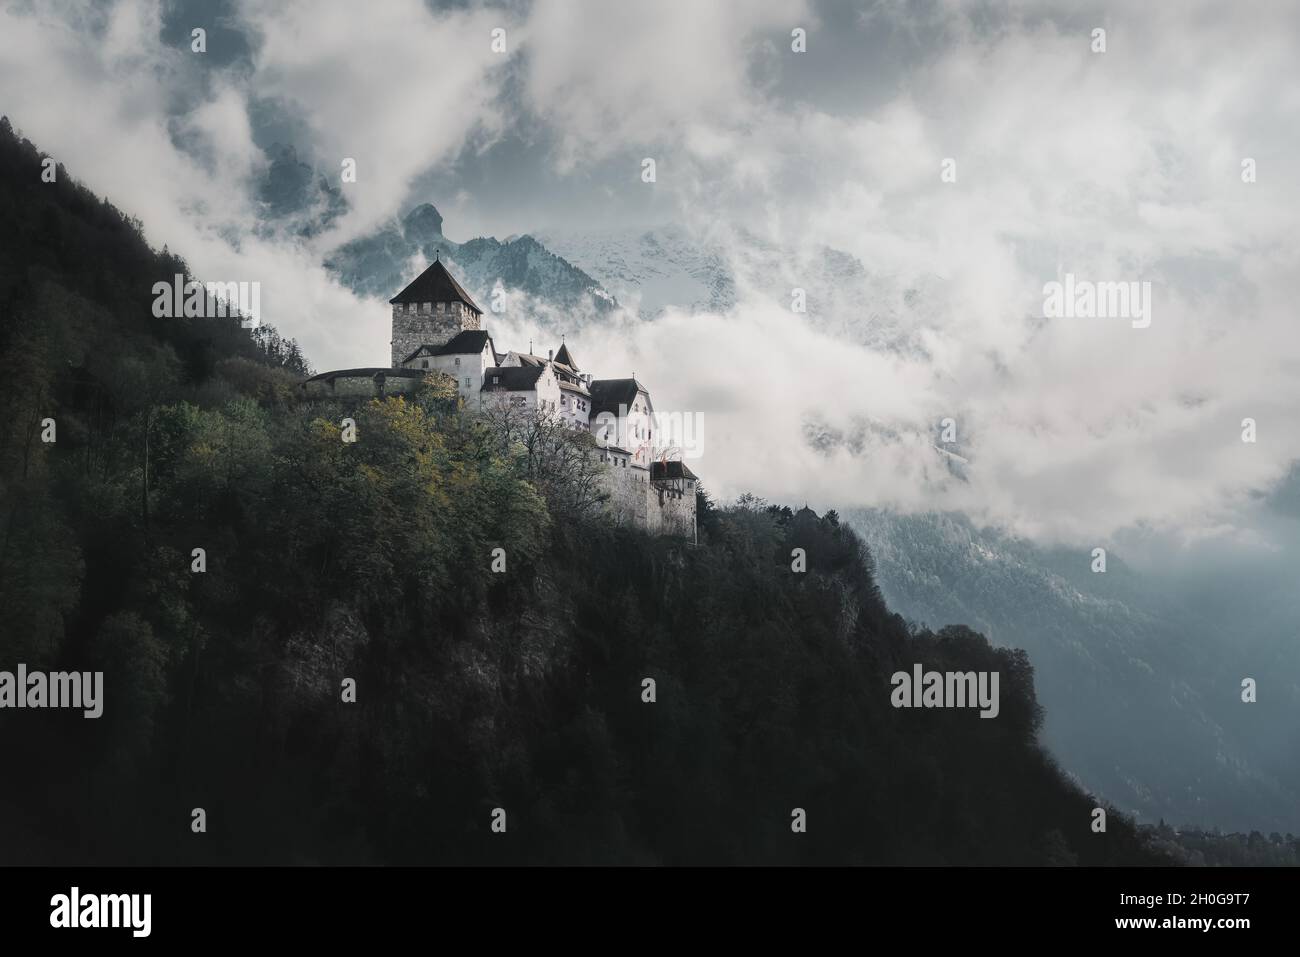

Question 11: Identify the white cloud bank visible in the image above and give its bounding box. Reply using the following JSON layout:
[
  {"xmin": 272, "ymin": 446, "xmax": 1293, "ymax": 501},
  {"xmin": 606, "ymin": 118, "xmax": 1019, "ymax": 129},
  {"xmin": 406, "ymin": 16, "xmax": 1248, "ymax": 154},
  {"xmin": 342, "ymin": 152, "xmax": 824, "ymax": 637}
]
[{"xmin": 509, "ymin": 0, "xmax": 1300, "ymax": 542}]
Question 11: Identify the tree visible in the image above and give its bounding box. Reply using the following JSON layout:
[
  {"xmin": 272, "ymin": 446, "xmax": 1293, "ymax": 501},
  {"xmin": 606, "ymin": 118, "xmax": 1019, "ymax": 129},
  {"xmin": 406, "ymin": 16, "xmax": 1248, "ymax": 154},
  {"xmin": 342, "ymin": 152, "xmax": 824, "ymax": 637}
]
[
  {"xmin": 478, "ymin": 398, "xmax": 609, "ymax": 523},
  {"xmin": 91, "ymin": 611, "xmax": 168, "ymax": 767}
]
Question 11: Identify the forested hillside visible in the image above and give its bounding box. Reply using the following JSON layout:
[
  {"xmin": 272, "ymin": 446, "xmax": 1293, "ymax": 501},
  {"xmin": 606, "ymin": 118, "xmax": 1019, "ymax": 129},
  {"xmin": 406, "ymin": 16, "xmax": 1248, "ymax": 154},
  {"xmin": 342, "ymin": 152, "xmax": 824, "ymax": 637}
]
[{"xmin": 0, "ymin": 117, "xmax": 1169, "ymax": 865}]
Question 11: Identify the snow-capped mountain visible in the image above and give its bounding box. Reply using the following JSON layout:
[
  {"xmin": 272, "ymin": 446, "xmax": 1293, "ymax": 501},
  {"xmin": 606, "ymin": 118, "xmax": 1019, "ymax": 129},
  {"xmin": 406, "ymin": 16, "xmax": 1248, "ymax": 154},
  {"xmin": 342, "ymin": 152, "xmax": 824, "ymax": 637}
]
[
  {"xmin": 531, "ymin": 224, "xmax": 737, "ymax": 317},
  {"xmin": 536, "ymin": 223, "xmax": 945, "ymax": 359}
]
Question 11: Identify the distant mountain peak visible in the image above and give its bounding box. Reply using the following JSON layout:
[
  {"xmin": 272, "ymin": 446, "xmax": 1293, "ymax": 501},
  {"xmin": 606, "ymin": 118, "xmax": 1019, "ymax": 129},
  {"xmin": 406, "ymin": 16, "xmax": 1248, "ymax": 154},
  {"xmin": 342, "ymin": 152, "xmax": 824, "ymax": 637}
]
[{"xmin": 402, "ymin": 203, "xmax": 444, "ymax": 242}]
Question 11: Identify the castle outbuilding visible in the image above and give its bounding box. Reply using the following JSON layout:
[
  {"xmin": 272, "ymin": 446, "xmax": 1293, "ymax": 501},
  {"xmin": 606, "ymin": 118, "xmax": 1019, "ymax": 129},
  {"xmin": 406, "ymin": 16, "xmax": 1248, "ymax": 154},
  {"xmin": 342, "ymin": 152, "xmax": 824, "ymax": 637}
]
[{"xmin": 302, "ymin": 256, "xmax": 698, "ymax": 539}]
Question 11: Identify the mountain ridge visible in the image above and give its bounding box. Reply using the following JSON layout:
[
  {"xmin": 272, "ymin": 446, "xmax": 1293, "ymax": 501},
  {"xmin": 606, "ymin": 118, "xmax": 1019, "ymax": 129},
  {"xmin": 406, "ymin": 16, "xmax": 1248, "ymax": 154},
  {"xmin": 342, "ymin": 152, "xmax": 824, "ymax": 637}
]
[{"xmin": 325, "ymin": 203, "xmax": 619, "ymax": 326}]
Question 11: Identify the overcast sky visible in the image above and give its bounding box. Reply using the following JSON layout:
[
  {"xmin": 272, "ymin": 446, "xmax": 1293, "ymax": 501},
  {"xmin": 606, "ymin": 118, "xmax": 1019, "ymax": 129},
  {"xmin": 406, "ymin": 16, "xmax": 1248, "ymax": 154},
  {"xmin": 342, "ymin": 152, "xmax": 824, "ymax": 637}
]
[{"xmin": 2, "ymin": 0, "xmax": 1298, "ymax": 551}]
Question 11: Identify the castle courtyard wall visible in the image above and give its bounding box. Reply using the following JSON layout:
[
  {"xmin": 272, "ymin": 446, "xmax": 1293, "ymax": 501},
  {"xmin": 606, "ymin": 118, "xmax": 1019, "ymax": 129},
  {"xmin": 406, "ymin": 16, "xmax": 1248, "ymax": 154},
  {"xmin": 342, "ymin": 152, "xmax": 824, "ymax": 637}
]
[{"xmin": 301, "ymin": 369, "xmax": 425, "ymax": 399}]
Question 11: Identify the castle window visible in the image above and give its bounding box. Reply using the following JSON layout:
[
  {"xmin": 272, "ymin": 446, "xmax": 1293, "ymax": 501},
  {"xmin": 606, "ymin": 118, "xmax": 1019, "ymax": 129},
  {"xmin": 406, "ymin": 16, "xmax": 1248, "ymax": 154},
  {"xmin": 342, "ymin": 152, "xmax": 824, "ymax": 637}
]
[
  {"xmin": 455, "ymin": 357, "xmax": 461, "ymax": 367},
  {"xmin": 464, "ymin": 377, "xmax": 470, "ymax": 387},
  {"xmin": 421, "ymin": 360, "xmax": 429, "ymax": 369}
]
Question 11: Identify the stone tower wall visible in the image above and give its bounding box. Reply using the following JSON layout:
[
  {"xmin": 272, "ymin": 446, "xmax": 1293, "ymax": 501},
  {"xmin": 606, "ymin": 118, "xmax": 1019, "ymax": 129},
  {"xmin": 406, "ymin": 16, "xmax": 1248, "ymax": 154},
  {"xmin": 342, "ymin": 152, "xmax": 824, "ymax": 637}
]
[
  {"xmin": 649, "ymin": 479, "xmax": 697, "ymax": 539},
  {"xmin": 390, "ymin": 301, "xmax": 479, "ymax": 367}
]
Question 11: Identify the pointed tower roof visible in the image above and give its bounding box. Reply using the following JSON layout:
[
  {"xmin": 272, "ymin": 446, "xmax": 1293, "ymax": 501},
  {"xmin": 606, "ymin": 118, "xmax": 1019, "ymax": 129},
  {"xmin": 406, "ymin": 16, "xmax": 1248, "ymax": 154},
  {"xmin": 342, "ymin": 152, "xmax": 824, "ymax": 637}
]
[
  {"xmin": 554, "ymin": 342, "xmax": 578, "ymax": 370},
  {"xmin": 389, "ymin": 256, "xmax": 483, "ymax": 313}
]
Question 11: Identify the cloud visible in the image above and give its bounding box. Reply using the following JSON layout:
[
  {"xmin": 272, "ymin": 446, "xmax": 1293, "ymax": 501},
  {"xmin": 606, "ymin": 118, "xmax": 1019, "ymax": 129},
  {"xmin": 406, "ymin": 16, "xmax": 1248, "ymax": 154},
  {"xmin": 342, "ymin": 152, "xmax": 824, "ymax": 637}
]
[
  {"xmin": 519, "ymin": 0, "xmax": 810, "ymax": 172},
  {"xmin": 1, "ymin": 0, "xmax": 1297, "ymax": 543},
  {"xmin": 514, "ymin": 0, "xmax": 1300, "ymax": 542},
  {"xmin": 239, "ymin": 0, "xmax": 515, "ymax": 241}
]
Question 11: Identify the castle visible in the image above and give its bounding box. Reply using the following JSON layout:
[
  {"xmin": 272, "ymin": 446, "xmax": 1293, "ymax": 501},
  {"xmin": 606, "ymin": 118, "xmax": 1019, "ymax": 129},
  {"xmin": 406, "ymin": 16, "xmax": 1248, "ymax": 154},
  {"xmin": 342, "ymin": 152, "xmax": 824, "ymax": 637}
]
[{"xmin": 303, "ymin": 257, "xmax": 699, "ymax": 539}]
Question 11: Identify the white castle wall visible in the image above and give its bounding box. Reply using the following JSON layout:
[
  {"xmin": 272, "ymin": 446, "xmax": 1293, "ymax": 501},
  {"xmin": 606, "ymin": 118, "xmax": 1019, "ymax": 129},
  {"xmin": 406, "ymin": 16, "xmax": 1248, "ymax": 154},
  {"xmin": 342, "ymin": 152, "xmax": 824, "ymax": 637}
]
[
  {"xmin": 478, "ymin": 366, "xmax": 561, "ymax": 414},
  {"xmin": 558, "ymin": 386, "xmax": 591, "ymax": 430},
  {"xmin": 408, "ymin": 343, "xmax": 493, "ymax": 402}
]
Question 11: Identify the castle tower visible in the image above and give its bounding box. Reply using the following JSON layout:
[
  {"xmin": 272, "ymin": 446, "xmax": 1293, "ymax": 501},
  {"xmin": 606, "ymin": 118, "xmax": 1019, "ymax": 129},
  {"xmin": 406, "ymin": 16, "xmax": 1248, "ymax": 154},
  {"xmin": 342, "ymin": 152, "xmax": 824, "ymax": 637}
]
[{"xmin": 388, "ymin": 256, "xmax": 484, "ymax": 367}]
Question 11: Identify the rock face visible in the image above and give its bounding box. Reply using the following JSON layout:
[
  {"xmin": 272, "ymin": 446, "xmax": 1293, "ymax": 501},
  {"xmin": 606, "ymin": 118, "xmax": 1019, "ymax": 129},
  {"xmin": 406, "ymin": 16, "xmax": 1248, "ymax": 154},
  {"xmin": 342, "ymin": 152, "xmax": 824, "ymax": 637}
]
[{"xmin": 402, "ymin": 203, "xmax": 443, "ymax": 242}]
